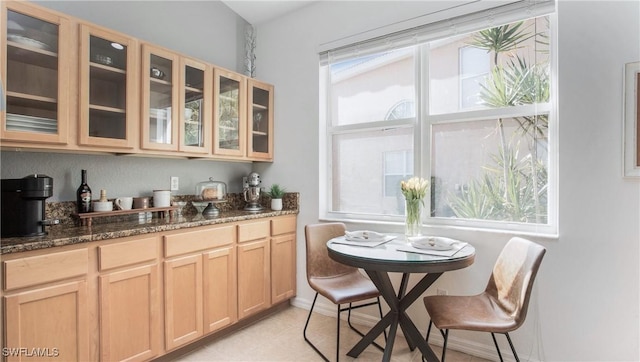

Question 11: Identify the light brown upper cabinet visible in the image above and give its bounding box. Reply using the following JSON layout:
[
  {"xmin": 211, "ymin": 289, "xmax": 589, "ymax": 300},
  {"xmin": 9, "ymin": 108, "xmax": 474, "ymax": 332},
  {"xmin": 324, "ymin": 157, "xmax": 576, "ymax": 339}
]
[
  {"xmin": 213, "ymin": 68, "xmax": 247, "ymax": 158},
  {"xmin": 1, "ymin": 3, "xmax": 276, "ymax": 161},
  {"xmin": 1, "ymin": 1, "xmax": 71, "ymax": 145},
  {"xmin": 141, "ymin": 44, "xmax": 180, "ymax": 152},
  {"xmin": 247, "ymin": 79, "xmax": 274, "ymax": 161},
  {"xmin": 178, "ymin": 57, "xmax": 212, "ymax": 155},
  {"xmin": 78, "ymin": 23, "xmax": 138, "ymax": 149}
]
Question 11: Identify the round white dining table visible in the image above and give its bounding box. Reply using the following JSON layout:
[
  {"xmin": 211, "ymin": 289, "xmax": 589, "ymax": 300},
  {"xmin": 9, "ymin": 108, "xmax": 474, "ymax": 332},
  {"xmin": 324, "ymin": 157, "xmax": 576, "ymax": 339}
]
[{"xmin": 327, "ymin": 235, "xmax": 475, "ymax": 362}]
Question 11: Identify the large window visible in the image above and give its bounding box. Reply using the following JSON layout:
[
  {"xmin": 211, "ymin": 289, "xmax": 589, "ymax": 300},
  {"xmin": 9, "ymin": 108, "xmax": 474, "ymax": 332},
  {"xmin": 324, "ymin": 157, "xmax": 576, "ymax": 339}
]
[{"xmin": 321, "ymin": 7, "xmax": 556, "ymax": 235}]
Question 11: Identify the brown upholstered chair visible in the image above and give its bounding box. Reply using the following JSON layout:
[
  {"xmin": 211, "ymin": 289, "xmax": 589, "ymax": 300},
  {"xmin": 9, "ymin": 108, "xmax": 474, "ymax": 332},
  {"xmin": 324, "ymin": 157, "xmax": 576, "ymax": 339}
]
[
  {"xmin": 423, "ymin": 237, "xmax": 545, "ymax": 362},
  {"xmin": 303, "ymin": 222, "xmax": 386, "ymax": 362}
]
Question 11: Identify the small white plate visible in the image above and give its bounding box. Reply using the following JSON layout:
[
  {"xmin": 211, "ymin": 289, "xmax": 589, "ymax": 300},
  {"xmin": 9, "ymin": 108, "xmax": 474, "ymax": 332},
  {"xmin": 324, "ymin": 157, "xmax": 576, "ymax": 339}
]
[
  {"xmin": 409, "ymin": 236, "xmax": 456, "ymax": 251},
  {"xmin": 345, "ymin": 230, "xmax": 386, "ymax": 242},
  {"xmin": 7, "ymin": 34, "xmax": 49, "ymax": 50}
]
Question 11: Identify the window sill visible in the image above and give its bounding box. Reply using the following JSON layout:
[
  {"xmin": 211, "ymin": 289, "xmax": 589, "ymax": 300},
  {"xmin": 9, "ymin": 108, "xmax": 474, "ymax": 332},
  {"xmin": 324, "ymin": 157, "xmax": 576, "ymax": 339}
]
[{"xmin": 319, "ymin": 215, "xmax": 559, "ymax": 241}]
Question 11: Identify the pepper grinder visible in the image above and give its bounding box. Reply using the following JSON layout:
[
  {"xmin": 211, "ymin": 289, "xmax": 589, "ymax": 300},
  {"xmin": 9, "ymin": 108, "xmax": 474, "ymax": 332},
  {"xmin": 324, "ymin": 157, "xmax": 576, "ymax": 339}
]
[{"xmin": 99, "ymin": 189, "xmax": 107, "ymax": 202}]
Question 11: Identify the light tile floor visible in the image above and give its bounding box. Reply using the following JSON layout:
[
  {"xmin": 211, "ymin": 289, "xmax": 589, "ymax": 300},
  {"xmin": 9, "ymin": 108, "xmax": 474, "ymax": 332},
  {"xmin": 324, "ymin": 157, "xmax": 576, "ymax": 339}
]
[{"xmin": 175, "ymin": 305, "xmax": 490, "ymax": 362}]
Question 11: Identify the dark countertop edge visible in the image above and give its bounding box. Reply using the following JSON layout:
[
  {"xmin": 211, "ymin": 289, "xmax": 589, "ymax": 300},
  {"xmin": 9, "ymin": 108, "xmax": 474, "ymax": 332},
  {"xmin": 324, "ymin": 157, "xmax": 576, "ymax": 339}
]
[{"xmin": 1, "ymin": 209, "xmax": 299, "ymax": 255}]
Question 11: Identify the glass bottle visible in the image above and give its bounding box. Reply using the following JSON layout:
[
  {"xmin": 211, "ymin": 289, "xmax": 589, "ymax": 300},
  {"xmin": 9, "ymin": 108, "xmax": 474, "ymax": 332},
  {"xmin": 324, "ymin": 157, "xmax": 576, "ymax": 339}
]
[{"xmin": 76, "ymin": 170, "xmax": 92, "ymax": 213}]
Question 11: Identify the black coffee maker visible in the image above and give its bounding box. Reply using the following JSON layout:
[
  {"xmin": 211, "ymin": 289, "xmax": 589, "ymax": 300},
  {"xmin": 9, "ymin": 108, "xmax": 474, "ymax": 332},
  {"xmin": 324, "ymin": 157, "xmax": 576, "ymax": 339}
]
[{"xmin": 1, "ymin": 174, "xmax": 56, "ymax": 237}]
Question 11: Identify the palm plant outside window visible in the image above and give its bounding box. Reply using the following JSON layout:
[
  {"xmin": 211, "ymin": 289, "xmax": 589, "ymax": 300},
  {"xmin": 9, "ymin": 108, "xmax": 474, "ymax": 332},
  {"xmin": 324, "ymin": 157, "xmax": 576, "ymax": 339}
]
[{"xmin": 321, "ymin": 11, "xmax": 555, "ymax": 235}]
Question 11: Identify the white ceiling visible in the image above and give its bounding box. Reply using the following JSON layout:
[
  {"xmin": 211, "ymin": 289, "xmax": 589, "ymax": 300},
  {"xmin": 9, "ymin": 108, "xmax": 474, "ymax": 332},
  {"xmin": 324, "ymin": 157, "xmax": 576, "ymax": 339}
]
[{"xmin": 221, "ymin": 0, "xmax": 318, "ymax": 25}]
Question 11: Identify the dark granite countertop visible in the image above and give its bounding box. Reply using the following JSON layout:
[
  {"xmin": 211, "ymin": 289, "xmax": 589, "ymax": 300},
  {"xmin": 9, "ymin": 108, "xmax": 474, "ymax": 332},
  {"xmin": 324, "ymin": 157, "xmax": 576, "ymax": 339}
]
[{"xmin": 1, "ymin": 209, "xmax": 298, "ymax": 255}]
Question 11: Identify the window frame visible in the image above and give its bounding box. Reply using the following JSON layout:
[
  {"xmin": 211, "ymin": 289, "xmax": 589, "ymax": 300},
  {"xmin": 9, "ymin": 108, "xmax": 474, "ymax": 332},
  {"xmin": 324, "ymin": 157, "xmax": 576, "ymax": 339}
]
[{"xmin": 320, "ymin": 12, "xmax": 558, "ymax": 237}]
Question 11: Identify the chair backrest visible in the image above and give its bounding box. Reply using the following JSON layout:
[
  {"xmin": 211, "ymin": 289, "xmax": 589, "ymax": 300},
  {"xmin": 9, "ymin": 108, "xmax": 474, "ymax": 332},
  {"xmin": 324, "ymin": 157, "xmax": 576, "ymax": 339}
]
[
  {"xmin": 305, "ymin": 223, "xmax": 357, "ymax": 281},
  {"xmin": 485, "ymin": 237, "xmax": 546, "ymax": 330}
]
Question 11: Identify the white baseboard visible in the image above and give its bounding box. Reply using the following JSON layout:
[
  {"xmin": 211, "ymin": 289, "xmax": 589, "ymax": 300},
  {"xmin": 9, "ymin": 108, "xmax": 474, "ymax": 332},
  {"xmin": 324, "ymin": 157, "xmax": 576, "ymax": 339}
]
[{"xmin": 290, "ymin": 296, "xmax": 539, "ymax": 362}]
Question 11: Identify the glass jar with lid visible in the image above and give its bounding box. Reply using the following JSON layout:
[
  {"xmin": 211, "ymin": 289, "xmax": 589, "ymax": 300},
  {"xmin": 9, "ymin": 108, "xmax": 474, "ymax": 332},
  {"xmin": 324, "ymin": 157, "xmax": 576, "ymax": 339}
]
[{"xmin": 194, "ymin": 178, "xmax": 227, "ymax": 217}]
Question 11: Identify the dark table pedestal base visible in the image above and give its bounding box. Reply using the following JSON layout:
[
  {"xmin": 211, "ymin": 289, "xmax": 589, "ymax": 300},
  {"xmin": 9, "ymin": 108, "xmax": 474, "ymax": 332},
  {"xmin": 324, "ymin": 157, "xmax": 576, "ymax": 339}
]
[{"xmin": 346, "ymin": 272, "xmax": 443, "ymax": 362}]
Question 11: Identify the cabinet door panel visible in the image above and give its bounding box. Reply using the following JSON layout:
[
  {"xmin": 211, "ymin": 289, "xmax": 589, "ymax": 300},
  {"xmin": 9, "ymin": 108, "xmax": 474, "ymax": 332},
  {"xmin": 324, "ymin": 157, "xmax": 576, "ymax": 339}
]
[
  {"xmin": 203, "ymin": 246, "xmax": 237, "ymax": 333},
  {"xmin": 247, "ymin": 79, "xmax": 273, "ymax": 161},
  {"xmin": 1, "ymin": 2, "xmax": 71, "ymax": 145},
  {"xmin": 237, "ymin": 239, "xmax": 270, "ymax": 319},
  {"xmin": 179, "ymin": 58, "xmax": 211, "ymax": 154},
  {"xmin": 271, "ymin": 234, "xmax": 296, "ymax": 304},
  {"xmin": 141, "ymin": 44, "xmax": 180, "ymax": 151},
  {"xmin": 78, "ymin": 24, "xmax": 138, "ymax": 148},
  {"xmin": 4, "ymin": 281, "xmax": 88, "ymax": 362},
  {"xmin": 164, "ymin": 254, "xmax": 203, "ymax": 350},
  {"xmin": 100, "ymin": 264, "xmax": 160, "ymax": 362},
  {"xmin": 213, "ymin": 68, "xmax": 246, "ymax": 157}
]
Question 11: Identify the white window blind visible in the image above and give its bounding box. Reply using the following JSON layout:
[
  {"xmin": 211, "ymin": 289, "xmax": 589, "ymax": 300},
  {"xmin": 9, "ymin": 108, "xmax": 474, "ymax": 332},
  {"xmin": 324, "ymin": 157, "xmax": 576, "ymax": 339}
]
[{"xmin": 320, "ymin": 0, "xmax": 555, "ymax": 65}]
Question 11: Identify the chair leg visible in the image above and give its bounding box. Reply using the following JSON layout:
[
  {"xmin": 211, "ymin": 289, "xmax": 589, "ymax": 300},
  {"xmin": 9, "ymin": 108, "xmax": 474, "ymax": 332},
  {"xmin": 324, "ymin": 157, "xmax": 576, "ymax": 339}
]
[
  {"xmin": 491, "ymin": 333, "xmax": 504, "ymax": 362},
  {"xmin": 305, "ymin": 295, "xmax": 385, "ymax": 361},
  {"xmin": 344, "ymin": 300, "xmax": 385, "ymax": 352},
  {"xmin": 504, "ymin": 333, "xmax": 520, "ymax": 362},
  {"xmin": 303, "ymin": 293, "xmax": 330, "ymax": 362},
  {"xmin": 441, "ymin": 329, "xmax": 449, "ymax": 362},
  {"xmin": 336, "ymin": 304, "xmax": 341, "ymax": 362},
  {"xmin": 422, "ymin": 321, "xmax": 434, "ymax": 362},
  {"xmin": 423, "ymin": 321, "xmax": 447, "ymax": 362}
]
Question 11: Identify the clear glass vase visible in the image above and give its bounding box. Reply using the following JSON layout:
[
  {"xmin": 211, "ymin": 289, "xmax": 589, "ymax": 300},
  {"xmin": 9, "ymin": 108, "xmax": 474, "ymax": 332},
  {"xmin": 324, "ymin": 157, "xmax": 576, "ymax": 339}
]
[{"xmin": 404, "ymin": 197, "xmax": 423, "ymax": 237}]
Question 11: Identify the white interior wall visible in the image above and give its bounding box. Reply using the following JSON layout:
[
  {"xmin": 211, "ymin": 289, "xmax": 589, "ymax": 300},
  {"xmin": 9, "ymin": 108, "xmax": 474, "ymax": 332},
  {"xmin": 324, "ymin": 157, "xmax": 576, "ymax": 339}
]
[{"xmin": 255, "ymin": 1, "xmax": 640, "ymax": 361}]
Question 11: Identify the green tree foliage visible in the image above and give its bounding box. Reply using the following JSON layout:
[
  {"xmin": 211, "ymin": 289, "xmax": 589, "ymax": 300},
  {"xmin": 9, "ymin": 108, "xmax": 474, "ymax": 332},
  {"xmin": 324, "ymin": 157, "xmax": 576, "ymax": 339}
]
[{"xmin": 447, "ymin": 20, "xmax": 549, "ymax": 224}]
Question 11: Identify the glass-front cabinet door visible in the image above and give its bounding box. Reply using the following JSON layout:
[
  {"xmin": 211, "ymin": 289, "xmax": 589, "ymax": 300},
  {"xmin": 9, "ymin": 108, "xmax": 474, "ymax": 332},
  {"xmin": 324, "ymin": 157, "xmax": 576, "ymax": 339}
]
[
  {"xmin": 79, "ymin": 24, "xmax": 138, "ymax": 149},
  {"xmin": 141, "ymin": 44, "xmax": 179, "ymax": 152},
  {"xmin": 179, "ymin": 58, "xmax": 211, "ymax": 155},
  {"xmin": 1, "ymin": 2, "xmax": 70, "ymax": 144},
  {"xmin": 213, "ymin": 68, "xmax": 246, "ymax": 157},
  {"xmin": 247, "ymin": 79, "xmax": 273, "ymax": 161}
]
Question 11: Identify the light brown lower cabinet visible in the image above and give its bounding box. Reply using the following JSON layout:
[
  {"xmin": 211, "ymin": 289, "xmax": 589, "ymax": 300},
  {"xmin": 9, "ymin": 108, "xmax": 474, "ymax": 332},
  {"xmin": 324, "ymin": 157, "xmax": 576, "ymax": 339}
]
[
  {"xmin": 164, "ymin": 254, "xmax": 204, "ymax": 350},
  {"xmin": 271, "ymin": 235, "xmax": 295, "ymax": 303},
  {"xmin": 237, "ymin": 220, "xmax": 271, "ymax": 319},
  {"xmin": 98, "ymin": 235, "xmax": 161, "ymax": 362},
  {"xmin": 1, "ymin": 215, "xmax": 296, "ymax": 361},
  {"xmin": 163, "ymin": 224, "xmax": 237, "ymax": 351},
  {"xmin": 4, "ymin": 281, "xmax": 89, "ymax": 362},
  {"xmin": 99, "ymin": 265, "xmax": 160, "ymax": 362},
  {"xmin": 203, "ymin": 246, "xmax": 237, "ymax": 333},
  {"xmin": 3, "ymin": 248, "xmax": 90, "ymax": 362}
]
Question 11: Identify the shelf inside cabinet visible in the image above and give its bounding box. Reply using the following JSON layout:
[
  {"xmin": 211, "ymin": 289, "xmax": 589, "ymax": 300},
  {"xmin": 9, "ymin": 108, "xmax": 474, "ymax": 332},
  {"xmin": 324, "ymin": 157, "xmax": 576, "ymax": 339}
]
[
  {"xmin": 6, "ymin": 91, "xmax": 57, "ymax": 106},
  {"xmin": 89, "ymin": 104, "xmax": 126, "ymax": 114},
  {"xmin": 185, "ymin": 85, "xmax": 202, "ymax": 93},
  {"xmin": 7, "ymin": 43, "xmax": 58, "ymax": 69},
  {"xmin": 150, "ymin": 77, "xmax": 171, "ymax": 86},
  {"xmin": 5, "ymin": 94, "xmax": 58, "ymax": 122},
  {"xmin": 90, "ymin": 63, "xmax": 126, "ymax": 81},
  {"xmin": 252, "ymin": 131, "xmax": 268, "ymax": 136},
  {"xmin": 252, "ymin": 104, "xmax": 268, "ymax": 110}
]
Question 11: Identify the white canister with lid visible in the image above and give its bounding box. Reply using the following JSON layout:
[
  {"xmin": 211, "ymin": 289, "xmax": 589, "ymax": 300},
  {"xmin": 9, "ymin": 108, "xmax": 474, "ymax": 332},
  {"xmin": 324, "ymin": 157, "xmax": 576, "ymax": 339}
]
[{"xmin": 153, "ymin": 190, "xmax": 171, "ymax": 207}]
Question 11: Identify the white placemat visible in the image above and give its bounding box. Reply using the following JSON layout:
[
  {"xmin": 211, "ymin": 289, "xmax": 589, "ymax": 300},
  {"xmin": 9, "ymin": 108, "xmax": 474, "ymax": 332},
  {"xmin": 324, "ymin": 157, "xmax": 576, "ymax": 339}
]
[
  {"xmin": 330, "ymin": 235, "xmax": 397, "ymax": 247},
  {"xmin": 396, "ymin": 241, "xmax": 469, "ymax": 257}
]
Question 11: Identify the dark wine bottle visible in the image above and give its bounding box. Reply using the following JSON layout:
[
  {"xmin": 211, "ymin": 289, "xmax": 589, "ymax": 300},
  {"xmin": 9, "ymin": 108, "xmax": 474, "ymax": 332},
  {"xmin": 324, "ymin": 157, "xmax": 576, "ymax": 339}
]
[{"xmin": 76, "ymin": 169, "xmax": 92, "ymax": 213}]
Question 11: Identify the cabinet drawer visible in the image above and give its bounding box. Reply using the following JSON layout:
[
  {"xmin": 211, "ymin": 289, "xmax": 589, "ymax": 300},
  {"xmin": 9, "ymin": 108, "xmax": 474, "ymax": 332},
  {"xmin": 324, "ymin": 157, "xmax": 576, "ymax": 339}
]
[
  {"xmin": 238, "ymin": 220, "xmax": 270, "ymax": 242},
  {"xmin": 165, "ymin": 225, "xmax": 236, "ymax": 257},
  {"xmin": 99, "ymin": 236, "xmax": 159, "ymax": 271},
  {"xmin": 271, "ymin": 216, "xmax": 296, "ymax": 236},
  {"xmin": 3, "ymin": 248, "xmax": 88, "ymax": 291}
]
